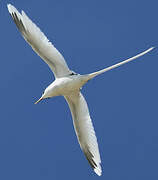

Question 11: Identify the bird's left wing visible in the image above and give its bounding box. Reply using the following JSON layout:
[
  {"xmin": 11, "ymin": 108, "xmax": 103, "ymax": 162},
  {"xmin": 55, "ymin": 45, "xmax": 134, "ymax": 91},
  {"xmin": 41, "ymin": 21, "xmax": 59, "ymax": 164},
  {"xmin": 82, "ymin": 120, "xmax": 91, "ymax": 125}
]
[
  {"xmin": 64, "ymin": 91, "xmax": 102, "ymax": 176},
  {"xmin": 7, "ymin": 4, "xmax": 71, "ymax": 78}
]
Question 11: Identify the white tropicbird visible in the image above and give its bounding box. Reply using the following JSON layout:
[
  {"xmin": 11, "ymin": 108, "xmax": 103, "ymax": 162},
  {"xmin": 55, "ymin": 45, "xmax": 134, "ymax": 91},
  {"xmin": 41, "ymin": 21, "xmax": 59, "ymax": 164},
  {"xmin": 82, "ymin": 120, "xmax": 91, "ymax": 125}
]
[{"xmin": 7, "ymin": 4, "xmax": 154, "ymax": 176}]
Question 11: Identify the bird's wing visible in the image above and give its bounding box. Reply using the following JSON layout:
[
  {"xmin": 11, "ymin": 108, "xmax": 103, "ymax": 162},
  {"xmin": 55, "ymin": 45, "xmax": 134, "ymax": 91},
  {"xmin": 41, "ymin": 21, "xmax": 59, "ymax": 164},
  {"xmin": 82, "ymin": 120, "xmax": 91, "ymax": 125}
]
[
  {"xmin": 7, "ymin": 4, "xmax": 71, "ymax": 78},
  {"xmin": 64, "ymin": 91, "xmax": 102, "ymax": 176}
]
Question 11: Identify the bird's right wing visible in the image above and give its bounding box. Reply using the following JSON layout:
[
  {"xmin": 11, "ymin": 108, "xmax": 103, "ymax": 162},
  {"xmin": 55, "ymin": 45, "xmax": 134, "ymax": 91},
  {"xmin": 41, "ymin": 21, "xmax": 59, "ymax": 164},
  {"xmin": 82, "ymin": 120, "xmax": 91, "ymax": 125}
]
[
  {"xmin": 64, "ymin": 91, "xmax": 102, "ymax": 176},
  {"xmin": 7, "ymin": 4, "xmax": 71, "ymax": 78}
]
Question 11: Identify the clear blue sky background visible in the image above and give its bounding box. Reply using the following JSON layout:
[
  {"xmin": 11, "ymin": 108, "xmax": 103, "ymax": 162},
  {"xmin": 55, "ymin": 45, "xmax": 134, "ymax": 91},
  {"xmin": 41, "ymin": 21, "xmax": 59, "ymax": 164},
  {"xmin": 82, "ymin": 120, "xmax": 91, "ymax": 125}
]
[{"xmin": 0, "ymin": 0, "xmax": 158, "ymax": 179}]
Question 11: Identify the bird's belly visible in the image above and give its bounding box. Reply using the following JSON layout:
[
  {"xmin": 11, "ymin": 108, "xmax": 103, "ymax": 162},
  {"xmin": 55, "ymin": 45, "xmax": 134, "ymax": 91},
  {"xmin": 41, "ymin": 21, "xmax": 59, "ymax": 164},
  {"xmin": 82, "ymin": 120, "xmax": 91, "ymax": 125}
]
[
  {"xmin": 49, "ymin": 76, "xmax": 86, "ymax": 97},
  {"xmin": 56, "ymin": 79, "xmax": 82, "ymax": 95}
]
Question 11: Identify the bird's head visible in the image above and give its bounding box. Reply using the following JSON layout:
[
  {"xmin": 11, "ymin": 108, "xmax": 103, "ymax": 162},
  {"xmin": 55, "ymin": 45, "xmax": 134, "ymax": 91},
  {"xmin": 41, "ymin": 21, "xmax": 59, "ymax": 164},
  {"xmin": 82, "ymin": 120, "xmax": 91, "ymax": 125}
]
[{"xmin": 34, "ymin": 87, "xmax": 51, "ymax": 104}]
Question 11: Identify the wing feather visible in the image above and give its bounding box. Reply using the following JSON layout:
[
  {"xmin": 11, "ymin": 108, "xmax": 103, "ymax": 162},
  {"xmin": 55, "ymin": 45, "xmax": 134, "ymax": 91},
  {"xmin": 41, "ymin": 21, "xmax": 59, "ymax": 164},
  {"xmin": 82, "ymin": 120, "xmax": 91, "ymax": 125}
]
[
  {"xmin": 64, "ymin": 92, "xmax": 102, "ymax": 176},
  {"xmin": 7, "ymin": 4, "xmax": 71, "ymax": 78}
]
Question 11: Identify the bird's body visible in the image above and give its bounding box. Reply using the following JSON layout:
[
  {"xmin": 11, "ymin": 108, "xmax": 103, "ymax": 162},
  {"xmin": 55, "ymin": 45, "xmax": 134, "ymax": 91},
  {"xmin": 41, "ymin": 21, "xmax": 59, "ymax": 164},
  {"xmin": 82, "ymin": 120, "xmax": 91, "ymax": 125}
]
[
  {"xmin": 43, "ymin": 74, "xmax": 87, "ymax": 98},
  {"xmin": 7, "ymin": 4, "xmax": 154, "ymax": 176}
]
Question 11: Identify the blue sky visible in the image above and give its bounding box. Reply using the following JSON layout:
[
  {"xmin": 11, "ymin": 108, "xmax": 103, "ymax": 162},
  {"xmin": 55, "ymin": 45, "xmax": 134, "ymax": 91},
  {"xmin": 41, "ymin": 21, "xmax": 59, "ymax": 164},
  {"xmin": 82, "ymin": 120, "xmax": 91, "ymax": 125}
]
[{"xmin": 0, "ymin": 0, "xmax": 158, "ymax": 179}]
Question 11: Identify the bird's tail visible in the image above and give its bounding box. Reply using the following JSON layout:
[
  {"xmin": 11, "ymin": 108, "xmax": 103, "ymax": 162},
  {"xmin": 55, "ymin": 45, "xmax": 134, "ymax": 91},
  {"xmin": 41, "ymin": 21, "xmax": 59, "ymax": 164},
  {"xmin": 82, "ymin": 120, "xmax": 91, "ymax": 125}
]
[{"xmin": 86, "ymin": 47, "xmax": 154, "ymax": 80}]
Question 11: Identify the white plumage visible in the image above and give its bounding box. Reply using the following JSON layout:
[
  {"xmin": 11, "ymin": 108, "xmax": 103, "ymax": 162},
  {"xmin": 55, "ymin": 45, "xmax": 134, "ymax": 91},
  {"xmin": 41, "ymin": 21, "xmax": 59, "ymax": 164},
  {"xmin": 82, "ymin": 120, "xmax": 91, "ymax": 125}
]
[
  {"xmin": 8, "ymin": 4, "xmax": 71, "ymax": 78},
  {"xmin": 7, "ymin": 4, "xmax": 154, "ymax": 176},
  {"xmin": 65, "ymin": 92, "xmax": 101, "ymax": 175}
]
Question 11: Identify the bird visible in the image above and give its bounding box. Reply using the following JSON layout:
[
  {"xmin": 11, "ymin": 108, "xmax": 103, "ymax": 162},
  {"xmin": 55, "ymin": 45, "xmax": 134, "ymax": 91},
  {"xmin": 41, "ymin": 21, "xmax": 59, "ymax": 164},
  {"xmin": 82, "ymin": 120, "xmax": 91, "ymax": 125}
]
[{"xmin": 7, "ymin": 4, "xmax": 154, "ymax": 176}]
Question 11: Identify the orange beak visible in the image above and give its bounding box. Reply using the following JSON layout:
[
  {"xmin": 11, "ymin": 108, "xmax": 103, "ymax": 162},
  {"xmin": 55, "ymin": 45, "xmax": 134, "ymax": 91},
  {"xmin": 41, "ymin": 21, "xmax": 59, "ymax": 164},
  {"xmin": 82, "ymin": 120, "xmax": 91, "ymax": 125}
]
[{"xmin": 34, "ymin": 97, "xmax": 43, "ymax": 104}]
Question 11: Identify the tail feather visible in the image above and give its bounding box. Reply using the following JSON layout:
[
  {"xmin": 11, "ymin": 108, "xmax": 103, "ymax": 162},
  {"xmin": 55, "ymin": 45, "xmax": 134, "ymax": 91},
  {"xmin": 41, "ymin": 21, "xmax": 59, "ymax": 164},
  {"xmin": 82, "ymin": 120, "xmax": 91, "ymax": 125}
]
[{"xmin": 88, "ymin": 47, "xmax": 154, "ymax": 80}]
